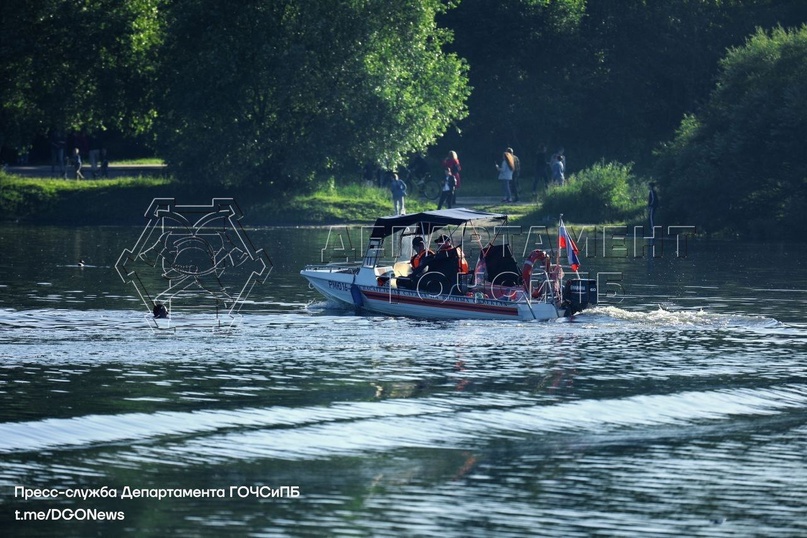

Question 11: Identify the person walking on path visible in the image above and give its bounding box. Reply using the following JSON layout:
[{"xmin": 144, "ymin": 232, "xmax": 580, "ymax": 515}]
[
  {"xmin": 72, "ymin": 147, "xmax": 84, "ymax": 180},
  {"xmin": 390, "ymin": 172, "xmax": 407, "ymax": 215},
  {"xmin": 496, "ymin": 149, "xmax": 515, "ymax": 202}
]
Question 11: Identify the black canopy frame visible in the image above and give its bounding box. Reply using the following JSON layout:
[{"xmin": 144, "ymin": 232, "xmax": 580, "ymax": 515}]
[{"xmin": 369, "ymin": 208, "xmax": 508, "ymax": 240}]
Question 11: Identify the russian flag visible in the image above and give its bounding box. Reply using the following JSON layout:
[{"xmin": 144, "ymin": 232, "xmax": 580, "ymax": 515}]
[{"xmin": 558, "ymin": 218, "xmax": 580, "ymax": 272}]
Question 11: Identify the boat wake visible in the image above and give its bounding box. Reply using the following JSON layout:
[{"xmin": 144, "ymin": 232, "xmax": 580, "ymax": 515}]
[
  {"xmin": 304, "ymin": 298, "xmax": 355, "ymax": 315},
  {"xmin": 582, "ymin": 304, "xmax": 780, "ymax": 329},
  {"xmin": 1, "ymin": 383, "xmax": 804, "ymax": 462}
]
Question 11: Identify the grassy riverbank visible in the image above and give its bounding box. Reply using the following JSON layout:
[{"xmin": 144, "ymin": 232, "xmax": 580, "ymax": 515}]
[{"xmin": 0, "ymin": 171, "xmax": 535, "ymax": 226}]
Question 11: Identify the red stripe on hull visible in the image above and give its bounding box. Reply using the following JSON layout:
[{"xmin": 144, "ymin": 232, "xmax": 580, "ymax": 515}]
[{"xmin": 361, "ymin": 288, "xmax": 521, "ymax": 317}]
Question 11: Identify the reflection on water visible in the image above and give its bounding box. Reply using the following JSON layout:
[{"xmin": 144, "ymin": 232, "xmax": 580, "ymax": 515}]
[{"xmin": 1, "ymin": 225, "xmax": 807, "ymax": 536}]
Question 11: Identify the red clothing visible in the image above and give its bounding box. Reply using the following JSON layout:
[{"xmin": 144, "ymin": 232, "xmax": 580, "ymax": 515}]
[
  {"xmin": 457, "ymin": 247, "xmax": 469, "ymax": 273},
  {"xmin": 442, "ymin": 157, "xmax": 462, "ymax": 189}
]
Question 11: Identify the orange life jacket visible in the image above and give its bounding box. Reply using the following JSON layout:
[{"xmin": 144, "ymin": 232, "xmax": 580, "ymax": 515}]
[{"xmin": 411, "ymin": 249, "xmax": 433, "ymax": 269}]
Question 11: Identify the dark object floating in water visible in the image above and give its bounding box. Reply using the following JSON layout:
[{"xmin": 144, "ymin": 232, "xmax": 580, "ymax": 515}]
[{"xmin": 153, "ymin": 302, "xmax": 168, "ymax": 319}]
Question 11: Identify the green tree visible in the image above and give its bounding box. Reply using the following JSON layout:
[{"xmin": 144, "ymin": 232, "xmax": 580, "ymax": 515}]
[
  {"xmin": 154, "ymin": 0, "xmax": 470, "ymax": 193},
  {"xmin": 441, "ymin": 0, "xmax": 586, "ymax": 167},
  {"xmin": 440, "ymin": 0, "xmax": 807, "ymax": 177},
  {"xmin": 0, "ymin": 0, "xmax": 162, "ymax": 150},
  {"xmin": 655, "ymin": 25, "xmax": 807, "ymax": 237}
]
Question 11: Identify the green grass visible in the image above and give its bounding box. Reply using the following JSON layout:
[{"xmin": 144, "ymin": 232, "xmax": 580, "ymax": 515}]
[
  {"xmin": 0, "ymin": 170, "xmax": 546, "ymax": 226},
  {"xmin": 112, "ymin": 158, "xmax": 166, "ymax": 166},
  {"xmin": 251, "ymin": 183, "xmax": 437, "ymax": 224},
  {"xmin": 0, "ymin": 172, "xmax": 175, "ymax": 224},
  {"xmin": 1, "ymin": 173, "xmax": 170, "ymax": 190}
]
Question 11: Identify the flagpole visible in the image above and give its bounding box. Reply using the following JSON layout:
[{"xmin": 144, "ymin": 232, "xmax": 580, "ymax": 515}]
[
  {"xmin": 555, "ymin": 215, "xmax": 563, "ymax": 303},
  {"xmin": 558, "ymin": 214, "xmax": 581, "ymax": 278}
]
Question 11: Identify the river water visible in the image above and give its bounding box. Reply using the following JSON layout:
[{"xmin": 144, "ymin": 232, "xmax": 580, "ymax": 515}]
[{"xmin": 1, "ymin": 222, "xmax": 806, "ymax": 537}]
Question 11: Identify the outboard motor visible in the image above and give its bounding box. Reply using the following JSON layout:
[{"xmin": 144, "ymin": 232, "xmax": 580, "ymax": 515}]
[{"xmin": 562, "ymin": 279, "xmax": 598, "ymax": 316}]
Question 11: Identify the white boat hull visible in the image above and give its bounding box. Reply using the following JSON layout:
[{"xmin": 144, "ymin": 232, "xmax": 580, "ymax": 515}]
[
  {"xmin": 301, "ymin": 266, "xmax": 358, "ymax": 307},
  {"xmin": 301, "ymin": 267, "xmax": 561, "ymax": 321},
  {"xmin": 360, "ymin": 285, "xmax": 560, "ymax": 321}
]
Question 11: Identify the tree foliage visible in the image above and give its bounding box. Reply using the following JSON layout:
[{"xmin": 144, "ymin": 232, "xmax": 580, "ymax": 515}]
[
  {"xmin": 0, "ymin": 0, "xmax": 162, "ymax": 149},
  {"xmin": 154, "ymin": 0, "xmax": 470, "ymax": 192},
  {"xmin": 4, "ymin": 0, "xmax": 807, "ymax": 234},
  {"xmin": 440, "ymin": 0, "xmax": 807, "ymax": 175},
  {"xmin": 655, "ymin": 25, "xmax": 807, "ymax": 237}
]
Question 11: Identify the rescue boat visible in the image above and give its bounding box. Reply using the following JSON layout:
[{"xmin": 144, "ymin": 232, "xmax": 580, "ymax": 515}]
[{"xmin": 300, "ymin": 208, "xmax": 596, "ymax": 321}]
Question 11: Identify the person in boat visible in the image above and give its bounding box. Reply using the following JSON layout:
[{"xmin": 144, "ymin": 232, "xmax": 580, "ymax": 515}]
[
  {"xmin": 435, "ymin": 234, "xmax": 469, "ymax": 273},
  {"xmin": 395, "ymin": 236, "xmax": 434, "ymax": 289},
  {"xmin": 410, "ymin": 236, "xmax": 433, "ymax": 271}
]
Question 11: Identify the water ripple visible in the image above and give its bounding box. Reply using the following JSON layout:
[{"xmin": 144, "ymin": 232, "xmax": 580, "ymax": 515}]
[{"xmin": 2, "ymin": 384, "xmax": 804, "ymax": 465}]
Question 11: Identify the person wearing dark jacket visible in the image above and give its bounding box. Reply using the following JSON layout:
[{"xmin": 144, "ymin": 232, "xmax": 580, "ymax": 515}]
[
  {"xmin": 410, "ymin": 236, "xmax": 434, "ymax": 271},
  {"xmin": 437, "ymin": 168, "xmax": 456, "ymax": 209},
  {"xmin": 648, "ymin": 182, "xmax": 659, "ymax": 228}
]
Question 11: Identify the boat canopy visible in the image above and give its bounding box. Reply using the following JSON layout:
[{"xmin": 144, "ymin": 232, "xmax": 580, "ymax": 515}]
[{"xmin": 370, "ymin": 208, "xmax": 508, "ymax": 239}]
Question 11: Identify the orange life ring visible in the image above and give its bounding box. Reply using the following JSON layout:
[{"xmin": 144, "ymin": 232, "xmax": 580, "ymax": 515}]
[{"xmin": 522, "ymin": 249, "xmax": 550, "ymax": 296}]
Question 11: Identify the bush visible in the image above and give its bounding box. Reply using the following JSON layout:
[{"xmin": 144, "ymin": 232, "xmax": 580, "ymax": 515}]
[
  {"xmin": 654, "ymin": 27, "xmax": 807, "ymax": 238},
  {"xmin": 540, "ymin": 161, "xmax": 644, "ymax": 223}
]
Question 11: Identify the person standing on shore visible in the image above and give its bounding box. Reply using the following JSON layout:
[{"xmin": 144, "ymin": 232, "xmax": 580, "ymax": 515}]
[
  {"xmin": 441, "ymin": 151, "xmax": 461, "ymax": 206},
  {"xmin": 648, "ymin": 182, "xmax": 659, "ymax": 228},
  {"xmin": 390, "ymin": 172, "xmax": 407, "ymax": 215},
  {"xmin": 550, "ymin": 154, "xmax": 565, "ymax": 186},
  {"xmin": 495, "ymin": 149, "xmax": 515, "ymax": 202},
  {"xmin": 507, "ymin": 147, "xmax": 521, "ymax": 202},
  {"xmin": 437, "ymin": 167, "xmax": 456, "ymax": 209}
]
